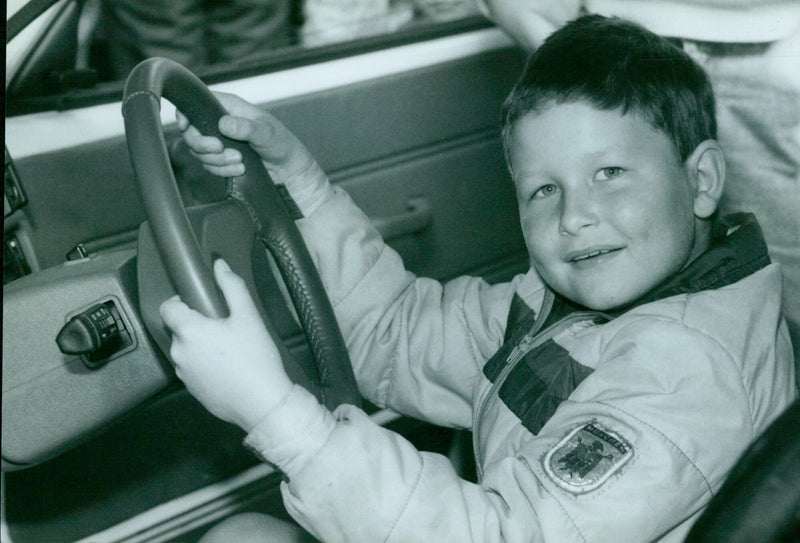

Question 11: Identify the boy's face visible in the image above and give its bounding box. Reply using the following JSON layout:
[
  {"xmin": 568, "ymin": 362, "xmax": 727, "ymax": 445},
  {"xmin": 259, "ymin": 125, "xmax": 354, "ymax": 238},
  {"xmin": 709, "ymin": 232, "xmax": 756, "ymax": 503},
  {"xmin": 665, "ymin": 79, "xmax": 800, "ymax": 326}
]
[{"xmin": 508, "ymin": 101, "xmax": 703, "ymax": 310}]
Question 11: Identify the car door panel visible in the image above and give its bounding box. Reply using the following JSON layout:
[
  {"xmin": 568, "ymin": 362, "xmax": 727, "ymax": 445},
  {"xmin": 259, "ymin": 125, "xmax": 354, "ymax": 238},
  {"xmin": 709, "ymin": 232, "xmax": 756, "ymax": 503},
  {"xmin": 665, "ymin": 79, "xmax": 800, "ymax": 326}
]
[{"xmin": 10, "ymin": 48, "xmax": 526, "ymax": 275}]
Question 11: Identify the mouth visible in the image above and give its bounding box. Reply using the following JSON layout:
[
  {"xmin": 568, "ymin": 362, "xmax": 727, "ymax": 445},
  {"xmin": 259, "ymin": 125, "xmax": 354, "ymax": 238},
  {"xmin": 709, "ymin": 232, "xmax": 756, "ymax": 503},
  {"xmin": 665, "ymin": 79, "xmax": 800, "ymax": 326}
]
[{"xmin": 566, "ymin": 247, "xmax": 623, "ymax": 267}]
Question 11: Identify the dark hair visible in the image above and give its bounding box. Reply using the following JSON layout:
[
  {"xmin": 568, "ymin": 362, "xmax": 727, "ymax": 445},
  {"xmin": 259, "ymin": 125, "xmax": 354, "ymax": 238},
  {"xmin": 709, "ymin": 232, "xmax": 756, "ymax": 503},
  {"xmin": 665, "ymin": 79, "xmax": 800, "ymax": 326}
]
[{"xmin": 502, "ymin": 15, "xmax": 717, "ymax": 162}]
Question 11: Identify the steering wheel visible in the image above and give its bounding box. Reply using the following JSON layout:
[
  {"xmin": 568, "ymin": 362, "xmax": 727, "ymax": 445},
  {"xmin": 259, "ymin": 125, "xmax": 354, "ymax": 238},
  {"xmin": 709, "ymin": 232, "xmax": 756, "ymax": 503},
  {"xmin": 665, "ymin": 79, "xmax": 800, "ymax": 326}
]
[{"xmin": 121, "ymin": 57, "xmax": 360, "ymax": 411}]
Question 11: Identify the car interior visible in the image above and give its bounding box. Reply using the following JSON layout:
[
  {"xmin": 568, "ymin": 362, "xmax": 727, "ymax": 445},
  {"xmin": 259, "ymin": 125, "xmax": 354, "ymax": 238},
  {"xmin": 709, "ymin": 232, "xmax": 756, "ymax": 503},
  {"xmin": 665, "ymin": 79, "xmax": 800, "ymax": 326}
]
[{"xmin": 3, "ymin": 1, "xmax": 799, "ymax": 542}]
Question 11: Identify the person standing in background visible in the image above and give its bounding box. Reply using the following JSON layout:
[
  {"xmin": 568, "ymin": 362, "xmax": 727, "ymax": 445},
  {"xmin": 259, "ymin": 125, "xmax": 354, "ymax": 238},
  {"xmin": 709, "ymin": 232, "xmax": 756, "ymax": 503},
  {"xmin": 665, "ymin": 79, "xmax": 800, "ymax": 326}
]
[{"xmin": 100, "ymin": 0, "xmax": 291, "ymax": 79}]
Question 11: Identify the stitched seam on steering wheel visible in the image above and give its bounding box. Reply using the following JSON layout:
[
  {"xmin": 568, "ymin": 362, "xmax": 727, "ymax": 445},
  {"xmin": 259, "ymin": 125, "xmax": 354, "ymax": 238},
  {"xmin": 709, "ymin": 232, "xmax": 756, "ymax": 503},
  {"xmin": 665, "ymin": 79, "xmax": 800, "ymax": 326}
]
[
  {"xmin": 122, "ymin": 90, "xmax": 160, "ymax": 109},
  {"xmin": 258, "ymin": 229, "xmax": 330, "ymax": 391},
  {"xmin": 276, "ymin": 184, "xmax": 304, "ymax": 220},
  {"xmin": 228, "ymin": 183, "xmax": 264, "ymax": 231}
]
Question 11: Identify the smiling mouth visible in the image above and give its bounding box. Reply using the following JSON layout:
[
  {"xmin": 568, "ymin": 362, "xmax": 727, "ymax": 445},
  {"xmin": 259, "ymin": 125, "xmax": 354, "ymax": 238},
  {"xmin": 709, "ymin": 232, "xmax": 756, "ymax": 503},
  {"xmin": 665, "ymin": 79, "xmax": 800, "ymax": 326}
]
[
  {"xmin": 572, "ymin": 249, "xmax": 616, "ymax": 262},
  {"xmin": 567, "ymin": 247, "xmax": 623, "ymax": 266}
]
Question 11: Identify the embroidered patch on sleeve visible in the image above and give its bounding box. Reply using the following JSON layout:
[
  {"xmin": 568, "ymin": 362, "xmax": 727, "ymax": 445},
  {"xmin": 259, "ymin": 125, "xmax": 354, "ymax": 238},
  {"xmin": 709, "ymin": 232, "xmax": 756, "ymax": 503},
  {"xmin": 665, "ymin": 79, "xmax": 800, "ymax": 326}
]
[{"xmin": 543, "ymin": 422, "xmax": 633, "ymax": 494}]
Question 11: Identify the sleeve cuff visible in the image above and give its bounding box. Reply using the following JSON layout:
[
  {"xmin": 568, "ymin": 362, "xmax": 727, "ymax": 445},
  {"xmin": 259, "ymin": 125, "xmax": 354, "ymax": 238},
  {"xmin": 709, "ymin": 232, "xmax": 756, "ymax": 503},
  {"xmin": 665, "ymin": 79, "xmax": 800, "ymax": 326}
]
[
  {"xmin": 243, "ymin": 384, "xmax": 337, "ymax": 478},
  {"xmin": 290, "ymin": 176, "xmax": 336, "ymax": 217}
]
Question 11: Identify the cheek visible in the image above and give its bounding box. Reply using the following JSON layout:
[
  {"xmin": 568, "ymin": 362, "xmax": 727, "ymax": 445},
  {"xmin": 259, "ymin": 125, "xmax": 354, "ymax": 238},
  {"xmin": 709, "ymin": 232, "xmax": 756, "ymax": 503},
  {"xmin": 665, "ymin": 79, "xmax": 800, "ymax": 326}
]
[
  {"xmin": 519, "ymin": 212, "xmax": 561, "ymax": 278},
  {"xmin": 614, "ymin": 180, "xmax": 690, "ymax": 231},
  {"xmin": 519, "ymin": 207, "xmax": 549, "ymax": 250},
  {"xmin": 518, "ymin": 203, "xmax": 534, "ymax": 240},
  {"xmin": 655, "ymin": 184, "xmax": 696, "ymax": 236},
  {"xmin": 632, "ymin": 188, "xmax": 696, "ymax": 261}
]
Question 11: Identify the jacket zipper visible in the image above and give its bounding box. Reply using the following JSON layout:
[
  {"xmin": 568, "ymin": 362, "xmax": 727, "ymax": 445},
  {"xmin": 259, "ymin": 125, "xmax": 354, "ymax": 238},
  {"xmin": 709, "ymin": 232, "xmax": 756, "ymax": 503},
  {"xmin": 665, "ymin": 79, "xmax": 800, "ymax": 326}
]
[{"xmin": 472, "ymin": 309, "xmax": 610, "ymax": 480}]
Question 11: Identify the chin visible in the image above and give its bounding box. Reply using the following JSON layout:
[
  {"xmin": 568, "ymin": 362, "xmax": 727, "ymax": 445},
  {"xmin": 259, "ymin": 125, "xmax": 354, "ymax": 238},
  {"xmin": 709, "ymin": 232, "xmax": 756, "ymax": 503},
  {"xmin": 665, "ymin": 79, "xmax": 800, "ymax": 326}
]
[{"xmin": 568, "ymin": 288, "xmax": 643, "ymax": 312}]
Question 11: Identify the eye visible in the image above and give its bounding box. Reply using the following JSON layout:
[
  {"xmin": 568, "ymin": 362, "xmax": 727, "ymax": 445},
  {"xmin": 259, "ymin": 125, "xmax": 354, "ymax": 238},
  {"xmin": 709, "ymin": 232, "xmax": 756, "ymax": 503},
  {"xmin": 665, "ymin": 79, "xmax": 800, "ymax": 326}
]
[
  {"xmin": 531, "ymin": 184, "xmax": 558, "ymax": 200},
  {"xmin": 595, "ymin": 167, "xmax": 625, "ymax": 181}
]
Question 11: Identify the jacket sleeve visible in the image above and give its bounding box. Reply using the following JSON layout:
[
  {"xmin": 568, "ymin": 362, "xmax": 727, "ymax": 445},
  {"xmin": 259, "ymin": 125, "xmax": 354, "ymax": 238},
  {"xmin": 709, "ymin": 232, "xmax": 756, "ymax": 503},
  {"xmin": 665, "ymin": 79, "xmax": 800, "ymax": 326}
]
[
  {"xmin": 244, "ymin": 314, "xmax": 758, "ymax": 543},
  {"xmin": 295, "ymin": 186, "xmax": 527, "ymax": 428},
  {"xmin": 246, "ymin": 383, "xmax": 560, "ymax": 543}
]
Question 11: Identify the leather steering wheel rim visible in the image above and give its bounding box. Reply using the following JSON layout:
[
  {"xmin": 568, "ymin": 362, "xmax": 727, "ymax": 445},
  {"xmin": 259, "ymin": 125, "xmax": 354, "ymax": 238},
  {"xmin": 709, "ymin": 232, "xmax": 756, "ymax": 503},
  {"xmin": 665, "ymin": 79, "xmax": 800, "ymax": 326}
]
[{"xmin": 122, "ymin": 57, "xmax": 360, "ymax": 410}]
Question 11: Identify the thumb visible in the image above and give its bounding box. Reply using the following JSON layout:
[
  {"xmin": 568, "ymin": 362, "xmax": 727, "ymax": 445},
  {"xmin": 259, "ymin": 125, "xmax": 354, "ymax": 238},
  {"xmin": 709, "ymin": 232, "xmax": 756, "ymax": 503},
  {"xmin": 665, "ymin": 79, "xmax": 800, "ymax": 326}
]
[
  {"xmin": 212, "ymin": 91, "xmax": 299, "ymax": 163},
  {"xmin": 160, "ymin": 295, "xmax": 204, "ymax": 336},
  {"xmin": 217, "ymin": 114, "xmax": 295, "ymax": 170},
  {"xmin": 213, "ymin": 260, "xmax": 260, "ymax": 319},
  {"xmin": 217, "ymin": 115, "xmax": 264, "ymax": 144}
]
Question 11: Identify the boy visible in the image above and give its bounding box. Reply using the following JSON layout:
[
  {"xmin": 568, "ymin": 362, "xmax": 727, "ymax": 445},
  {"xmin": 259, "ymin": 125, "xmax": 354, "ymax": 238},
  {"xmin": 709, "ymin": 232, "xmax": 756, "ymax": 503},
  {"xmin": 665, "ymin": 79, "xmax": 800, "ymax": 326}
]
[
  {"xmin": 161, "ymin": 15, "xmax": 796, "ymax": 543},
  {"xmin": 476, "ymin": 0, "xmax": 800, "ymax": 376}
]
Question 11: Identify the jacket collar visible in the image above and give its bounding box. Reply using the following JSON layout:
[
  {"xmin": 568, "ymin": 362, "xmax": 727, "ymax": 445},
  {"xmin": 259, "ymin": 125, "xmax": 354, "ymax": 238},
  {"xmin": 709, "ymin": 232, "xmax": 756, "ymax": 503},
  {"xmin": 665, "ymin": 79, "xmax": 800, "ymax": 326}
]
[{"xmin": 628, "ymin": 212, "xmax": 770, "ymax": 310}]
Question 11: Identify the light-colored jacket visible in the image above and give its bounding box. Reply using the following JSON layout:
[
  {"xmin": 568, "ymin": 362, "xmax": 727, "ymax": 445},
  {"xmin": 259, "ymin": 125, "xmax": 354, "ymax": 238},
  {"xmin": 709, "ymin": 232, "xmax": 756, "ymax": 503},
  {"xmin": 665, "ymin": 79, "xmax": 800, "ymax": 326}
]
[{"xmin": 244, "ymin": 188, "xmax": 796, "ymax": 542}]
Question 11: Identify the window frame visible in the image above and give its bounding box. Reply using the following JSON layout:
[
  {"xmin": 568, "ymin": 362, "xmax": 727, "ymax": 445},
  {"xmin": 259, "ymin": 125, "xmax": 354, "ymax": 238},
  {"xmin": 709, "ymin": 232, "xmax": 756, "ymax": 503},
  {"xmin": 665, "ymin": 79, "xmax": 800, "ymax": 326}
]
[{"xmin": 6, "ymin": 1, "xmax": 493, "ymax": 117}]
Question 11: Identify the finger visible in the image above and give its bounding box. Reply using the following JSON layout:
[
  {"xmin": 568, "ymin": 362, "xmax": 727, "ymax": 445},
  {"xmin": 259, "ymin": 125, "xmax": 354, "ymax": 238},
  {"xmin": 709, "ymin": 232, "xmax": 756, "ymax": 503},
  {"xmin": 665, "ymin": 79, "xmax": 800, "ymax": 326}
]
[
  {"xmin": 214, "ymin": 91, "xmax": 266, "ymax": 119},
  {"xmin": 217, "ymin": 115, "xmax": 265, "ymax": 144},
  {"xmin": 160, "ymin": 295, "xmax": 205, "ymax": 334},
  {"xmin": 249, "ymin": 116, "xmax": 320, "ymax": 175},
  {"xmin": 188, "ymin": 147, "xmax": 242, "ymax": 167},
  {"xmin": 183, "ymin": 125, "xmax": 226, "ymax": 154},
  {"xmin": 210, "ymin": 97, "xmax": 322, "ymax": 184},
  {"xmin": 176, "ymin": 110, "xmax": 190, "ymax": 131},
  {"xmin": 213, "ymin": 260, "xmax": 260, "ymax": 318},
  {"xmin": 200, "ymin": 163, "xmax": 247, "ymax": 178},
  {"xmin": 187, "ymin": 148, "xmax": 246, "ymax": 177},
  {"xmin": 221, "ymin": 114, "xmax": 306, "ymax": 171}
]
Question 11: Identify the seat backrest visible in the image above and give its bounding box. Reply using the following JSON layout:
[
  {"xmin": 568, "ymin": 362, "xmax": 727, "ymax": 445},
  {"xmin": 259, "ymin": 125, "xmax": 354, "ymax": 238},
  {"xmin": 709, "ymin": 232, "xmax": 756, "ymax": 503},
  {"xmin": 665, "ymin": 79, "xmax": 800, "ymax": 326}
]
[{"xmin": 684, "ymin": 399, "xmax": 800, "ymax": 542}]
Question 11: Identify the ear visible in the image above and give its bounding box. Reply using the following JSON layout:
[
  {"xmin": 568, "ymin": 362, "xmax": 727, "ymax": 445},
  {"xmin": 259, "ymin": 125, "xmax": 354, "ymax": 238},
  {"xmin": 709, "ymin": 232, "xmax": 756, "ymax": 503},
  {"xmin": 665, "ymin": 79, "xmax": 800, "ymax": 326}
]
[{"xmin": 685, "ymin": 139, "xmax": 726, "ymax": 219}]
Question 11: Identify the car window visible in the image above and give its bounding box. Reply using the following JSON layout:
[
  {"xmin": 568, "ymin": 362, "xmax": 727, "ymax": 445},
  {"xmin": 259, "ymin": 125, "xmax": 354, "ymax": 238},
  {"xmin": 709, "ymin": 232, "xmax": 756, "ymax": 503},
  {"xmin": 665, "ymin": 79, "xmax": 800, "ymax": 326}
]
[{"xmin": 6, "ymin": 0, "xmax": 489, "ymax": 116}]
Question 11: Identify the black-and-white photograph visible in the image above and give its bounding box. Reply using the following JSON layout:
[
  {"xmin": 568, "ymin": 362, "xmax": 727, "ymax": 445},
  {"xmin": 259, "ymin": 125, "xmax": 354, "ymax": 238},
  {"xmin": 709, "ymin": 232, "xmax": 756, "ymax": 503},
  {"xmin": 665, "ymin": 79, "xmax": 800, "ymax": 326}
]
[{"xmin": 4, "ymin": 1, "xmax": 799, "ymax": 541}]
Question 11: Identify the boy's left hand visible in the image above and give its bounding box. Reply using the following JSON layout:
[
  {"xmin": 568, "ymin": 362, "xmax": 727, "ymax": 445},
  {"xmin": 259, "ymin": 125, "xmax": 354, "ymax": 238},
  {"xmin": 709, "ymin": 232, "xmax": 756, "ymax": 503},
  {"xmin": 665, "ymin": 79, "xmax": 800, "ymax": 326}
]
[{"xmin": 160, "ymin": 259, "xmax": 293, "ymax": 432}]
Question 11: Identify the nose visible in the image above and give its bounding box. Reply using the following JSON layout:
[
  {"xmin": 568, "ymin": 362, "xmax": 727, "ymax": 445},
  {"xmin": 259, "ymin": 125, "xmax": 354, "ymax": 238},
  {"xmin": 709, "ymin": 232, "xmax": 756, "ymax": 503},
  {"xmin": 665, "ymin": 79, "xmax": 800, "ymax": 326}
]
[{"xmin": 559, "ymin": 190, "xmax": 598, "ymax": 236}]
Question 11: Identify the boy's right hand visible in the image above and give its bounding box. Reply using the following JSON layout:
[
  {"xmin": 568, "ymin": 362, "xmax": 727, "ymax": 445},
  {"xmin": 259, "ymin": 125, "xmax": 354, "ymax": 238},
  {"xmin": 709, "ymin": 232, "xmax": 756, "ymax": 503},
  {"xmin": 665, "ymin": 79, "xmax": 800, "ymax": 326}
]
[{"xmin": 178, "ymin": 92, "xmax": 332, "ymax": 216}]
